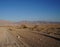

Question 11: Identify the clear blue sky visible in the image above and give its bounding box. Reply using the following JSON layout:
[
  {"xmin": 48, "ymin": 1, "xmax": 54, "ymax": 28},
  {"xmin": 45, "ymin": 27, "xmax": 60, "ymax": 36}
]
[{"xmin": 0, "ymin": 0, "xmax": 60, "ymax": 22}]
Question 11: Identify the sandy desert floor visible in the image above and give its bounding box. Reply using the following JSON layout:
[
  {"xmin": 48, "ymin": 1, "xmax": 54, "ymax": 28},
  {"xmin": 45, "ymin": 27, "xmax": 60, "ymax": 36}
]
[{"xmin": 0, "ymin": 25, "xmax": 60, "ymax": 47}]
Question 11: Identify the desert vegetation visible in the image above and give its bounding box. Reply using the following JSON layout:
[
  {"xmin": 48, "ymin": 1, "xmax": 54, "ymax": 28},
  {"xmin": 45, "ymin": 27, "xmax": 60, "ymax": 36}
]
[{"xmin": 13, "ymin": 24, "xmax": 60, "ymax": 35}]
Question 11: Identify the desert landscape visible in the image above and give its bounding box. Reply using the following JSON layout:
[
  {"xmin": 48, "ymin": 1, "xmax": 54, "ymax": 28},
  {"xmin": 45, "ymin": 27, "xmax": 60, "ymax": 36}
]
[
  {"xmin": 0, "ymin": 0, "xmax": 60, "ymax": 47},
  {"xmin": 0, "ymin": 20, "xmax": 60, "ymax": 47}
]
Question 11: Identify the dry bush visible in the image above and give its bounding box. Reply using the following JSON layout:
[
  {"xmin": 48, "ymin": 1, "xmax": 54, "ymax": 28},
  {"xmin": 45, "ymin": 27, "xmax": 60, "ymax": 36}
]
[
  {"xmin": 32, "ymin": 24, "xmax": 47, "ymax": 32},
  {"xmin": 16, "ymin": 24, "xmax": 28, "ymax": 29},
  {"xmin": 28, "ymin": 25, "xmax": 38, "ymax": 31},
  {"xmin": 43, "ymin": 25, "xmax": 60, "ymax": 35},
  {"xmin": 44, "ymin": 27, "xmax": 55, "ymax": 34},
  {"xmin": 21, "ymin": 24, "xmax": 28, "ymax": 28},
  {"xmin": 54, "ymin": 27, "xmax": 60, "ymax": 35},
  {"xmin": 8, "ymin": 28, "xmax": 12, "ymax": 31}
]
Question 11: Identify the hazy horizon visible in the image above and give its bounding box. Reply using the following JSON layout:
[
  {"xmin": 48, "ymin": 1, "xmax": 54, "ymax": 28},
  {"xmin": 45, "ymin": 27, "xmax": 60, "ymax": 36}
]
[{"xmin": 0, "ymin": 0, "xmax": 60, "ymax": 22}]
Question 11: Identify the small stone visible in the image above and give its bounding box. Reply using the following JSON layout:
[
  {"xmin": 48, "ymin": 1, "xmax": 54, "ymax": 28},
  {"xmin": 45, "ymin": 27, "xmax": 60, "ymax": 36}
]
[{"xmin": 17, "ymin": 36, "xmax": 20, "ymax": 39}]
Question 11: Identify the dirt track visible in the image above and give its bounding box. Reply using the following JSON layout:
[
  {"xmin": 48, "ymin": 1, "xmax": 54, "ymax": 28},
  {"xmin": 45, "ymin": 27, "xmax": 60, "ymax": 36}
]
[
  {"xmin": 0, "ymin": 27, "xmax": 60, "ymax": 47},
  {"xmin": 0, "ymin": 28, "xmax": 27, "ymax": 47}
]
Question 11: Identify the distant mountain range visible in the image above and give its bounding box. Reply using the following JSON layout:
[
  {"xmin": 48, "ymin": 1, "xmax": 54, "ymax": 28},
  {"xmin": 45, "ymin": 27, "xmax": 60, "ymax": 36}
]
[
  {"xmin": 0, "ymin": 20, "xmax": 60, "ymax": 26},
  {"xmin": 0, "ymin": 20, "xmax": 14, "ymax": 26},
  {"xmin": 15, "ymin": 21, "xmax": 60, "ymax": 24}
]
